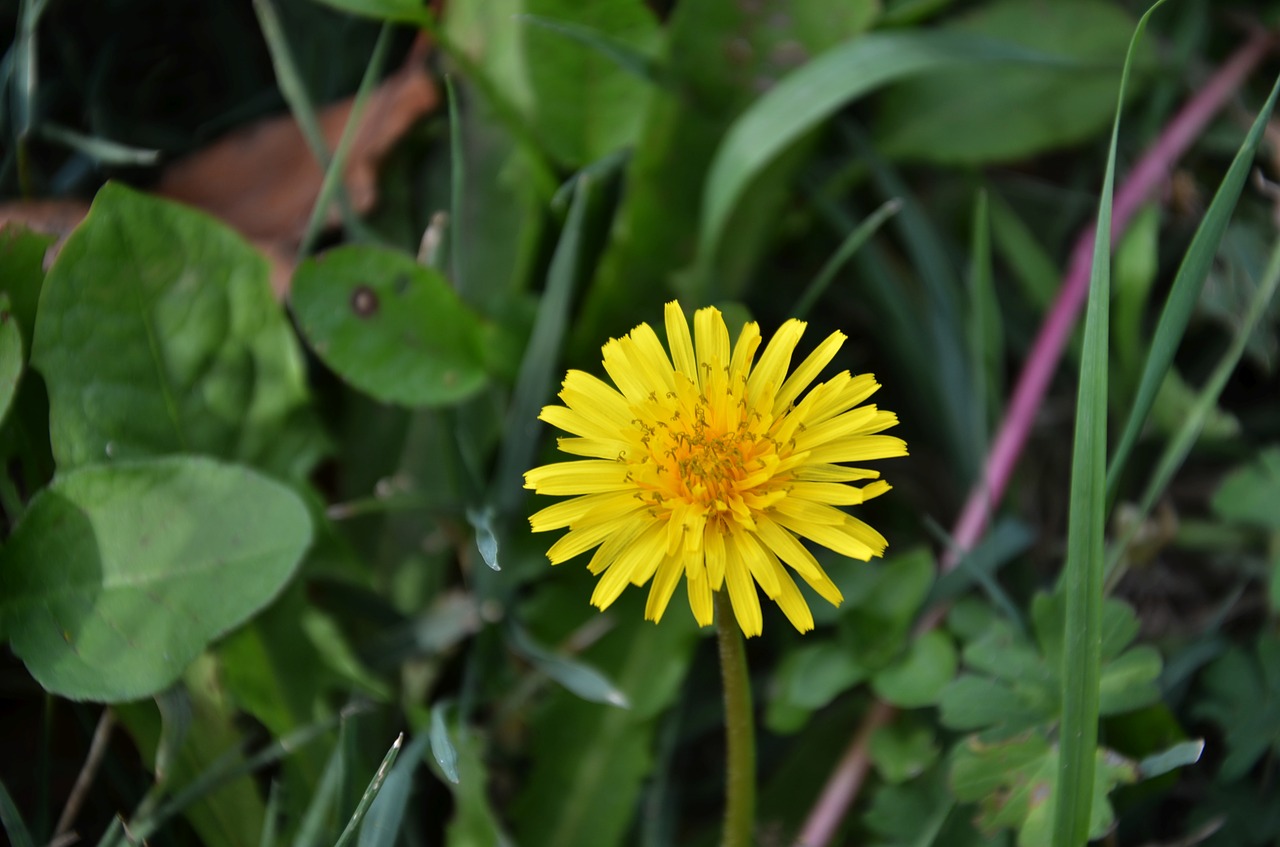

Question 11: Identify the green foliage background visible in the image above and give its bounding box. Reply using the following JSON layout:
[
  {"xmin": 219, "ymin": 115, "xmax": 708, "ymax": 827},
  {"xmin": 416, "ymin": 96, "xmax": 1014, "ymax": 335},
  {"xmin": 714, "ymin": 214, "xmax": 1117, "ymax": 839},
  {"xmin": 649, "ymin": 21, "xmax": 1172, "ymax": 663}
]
[{"xmin": 1, "ymin": 1, "xmax": 1279, "ymax": 846}]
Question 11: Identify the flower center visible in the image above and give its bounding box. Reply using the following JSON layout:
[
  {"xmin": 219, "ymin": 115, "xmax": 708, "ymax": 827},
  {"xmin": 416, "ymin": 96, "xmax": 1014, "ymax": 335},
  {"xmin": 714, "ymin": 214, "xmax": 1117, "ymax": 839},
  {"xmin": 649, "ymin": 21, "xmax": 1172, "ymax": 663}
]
[{"xmin": 632, "ymin": 376, "xmax": 785, "ymax": 515}]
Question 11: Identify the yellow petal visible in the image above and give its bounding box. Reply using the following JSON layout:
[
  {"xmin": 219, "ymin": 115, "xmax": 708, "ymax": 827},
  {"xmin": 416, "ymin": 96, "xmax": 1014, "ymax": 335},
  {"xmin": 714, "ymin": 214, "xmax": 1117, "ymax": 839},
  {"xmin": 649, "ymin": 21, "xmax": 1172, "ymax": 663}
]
[
  {"xmin": 725, "ymin": 559, "xmax": 763, "ymax": 637},
  {"xmin": 773, "ymin": 330, "xmax": 844, "ymax": 416},
  {"xmin": 664, "ymin": 301, "xmax": 698, "ymax": 380}
]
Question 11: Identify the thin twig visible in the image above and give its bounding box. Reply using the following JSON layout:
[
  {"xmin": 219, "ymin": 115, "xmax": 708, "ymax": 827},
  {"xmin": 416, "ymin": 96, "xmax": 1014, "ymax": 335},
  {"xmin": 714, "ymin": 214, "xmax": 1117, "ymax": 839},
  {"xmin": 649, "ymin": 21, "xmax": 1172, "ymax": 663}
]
[
  {"xmin": 793, "ymin": 29, "xmax": 1277, "ymax": 847},
  {"xmin": 52, "ymin": 709, "xmax": 116, "ymax": 843}
]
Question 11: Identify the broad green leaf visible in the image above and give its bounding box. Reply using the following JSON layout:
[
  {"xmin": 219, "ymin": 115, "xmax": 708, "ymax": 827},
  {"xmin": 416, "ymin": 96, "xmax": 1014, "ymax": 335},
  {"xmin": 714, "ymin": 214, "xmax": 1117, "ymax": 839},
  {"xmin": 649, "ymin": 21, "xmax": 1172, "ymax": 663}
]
[
  {"xmin": 1211, "ymin": 447, "xmax": 1280, "ymax": 531},
  {"xmin": 697, "ymin": 30, "xmax": 1048, "ymax": 278},
  {"xmin": 0, "ymin": 225, "xmax": 52, "ymax": 335},
  {"xmin": 30, "ymin": 183, "xmax": 323, "ymax": 479},
  {"xmin": 523, "ymin": 0, "xmax": 661, "ymax": 166},
  {"xmin": 291, "ymin": 245, "xmax": 490, "ymax": 407},
  {"xmin": 840, "ymin": 548, "xmax": 936, "ymax": 669},
  {"xmin": 766, "ymin": 640, "xmax": 867, "ymax": 733},
  {"xmin": 938, "ymin": 594, "xmax": 1160, "ymax": 733},
  {"xmin": 876, "ymin": 0, "xmax": 1151, "ymax": 164},
  {"xmin": 868, "ymin": 719, "xmax": 940, "ymax": 784},
  {"xmin": 0, "ymin": 295, "xmax": 23, "ymax": 427},
  {"xmin": 950, "ymin": 733, "xmax": 1137, "ymax": 847},
  {"xmin": 308, "ymin": 0, "xmax": 430, "ymax": 25},
  {"xmin": 512, "ymin": 589, "xmax": 699, "ymax": 847},
  {"xmin": 873, "ymin": 630, "xmax": 959, "ymax": 709},
  {"xmin": 866, "ymin": 765, "xmax": 993, "ymax": 847},
  {"xmin": 1193, "ymin": 635, "xmax": 1280, "ymax": 782},
  {"xmin": 0, "ymin": 456, "xmax": 312, "ymax": 701}
]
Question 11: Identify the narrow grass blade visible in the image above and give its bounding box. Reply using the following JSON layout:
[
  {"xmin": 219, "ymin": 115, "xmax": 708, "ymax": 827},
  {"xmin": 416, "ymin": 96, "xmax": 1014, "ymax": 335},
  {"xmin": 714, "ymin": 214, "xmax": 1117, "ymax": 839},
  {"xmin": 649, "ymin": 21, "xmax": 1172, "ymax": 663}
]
[
  {"xmin": 1054, "ymin": 4, "xmax": 1167, "ymax": 845},
  {"xmin": 0, "ymin": 779, "xmax": 34, "ymax": 847},
  {"xmin": 519, "ymin": 14, "xmax": 668, "ymax": 89},
  {"xmin": 792, "ymin": 198, "xmax": 901, "ymax": 320},
  {"xmin": 292, "ymin": 724, "xmax": 349, "ymax": 847},
  {"xmin": 696, "ymin": 31, "xmax": 1058, "ymax": 287},
  {"xmin": 507, "ymin": 620, "xmax": 630, "ymax": 708},
  {"xmin": 116, "ymin": 708, "xmax": 356, "ymax": 847},
  {"xmin": 843, "ymin": 125, "xmax": 978, "ymax": 482},
  {"xmin": 446, "ymin": 75, "xmax": 468, "ymax": 297},
  {"xmin": 1107, "ymin": 234, "xmax": 1280, "ymax": 587},
  {"xmin": 492, "ymin": 176, "xmax": 594, "ymax": 514},
  {"xmin": 426, "ymin": 23, "xmax": 557, "ymax": 199},
  {"xmin": 968, "ymin": 189, "xmax": 1001, "ymax": 445},
  {"xmin": 252, "ymin": 0, "xmax": 359, "ymax": 231},
  {"xmin": 332, "ymin": 734, "xmax": 402, "ymax": 847},
  {"xmin": 299, "ymin": 24, "xmax": 393, "ymax": 257},
  {"xmin": 38, "ymin": 123, "xmax": 160, "ymax": 166},
  {"xmin": 988, "ymin": 190, "xmax": 1059, "ymax": 313},
  {"xmin": 357, "ymin": 733, "xmax": 431, "ymax": 847},
  {"xmin": 429, "ymin": 702, "xmax": 461, "ymax": 784},
  {"xmin": 259, "ymin": 782, "xmax": 282, "ymax": 847},
  {"xmin": 1106, "ymin": 70, "xmax": 1280, "ymax": 502},
  {"xmin": 13, "ymin": 0, "xmax": 52, "ymax": 195}
]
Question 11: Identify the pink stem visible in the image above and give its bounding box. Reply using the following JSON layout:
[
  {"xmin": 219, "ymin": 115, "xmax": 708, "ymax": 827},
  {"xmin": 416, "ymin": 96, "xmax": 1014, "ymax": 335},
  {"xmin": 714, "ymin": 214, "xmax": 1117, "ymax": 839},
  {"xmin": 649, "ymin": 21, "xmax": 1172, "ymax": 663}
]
[{"xmin": 795, "ymin": 30, "xmax": 1275, "ymax": 847}]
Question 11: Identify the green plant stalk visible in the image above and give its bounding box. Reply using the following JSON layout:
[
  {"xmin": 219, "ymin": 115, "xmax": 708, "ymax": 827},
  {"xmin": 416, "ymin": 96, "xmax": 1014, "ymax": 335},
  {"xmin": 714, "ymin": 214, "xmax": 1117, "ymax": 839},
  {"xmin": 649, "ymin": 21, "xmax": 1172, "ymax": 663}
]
[
  {"xmin": 252, "ymin": 0, "xmax": 360, "ymax": 233},
  {"xmin": 716, "ymin": 590, "xmax": 754, "ymax": 847},
  {"xmin": 298, "ymin": 24, "xmax": 393, "ymax": 257},
  {"xmin": 1054, "ymin": 4, "xmax": 1167, "ymax": 845}
]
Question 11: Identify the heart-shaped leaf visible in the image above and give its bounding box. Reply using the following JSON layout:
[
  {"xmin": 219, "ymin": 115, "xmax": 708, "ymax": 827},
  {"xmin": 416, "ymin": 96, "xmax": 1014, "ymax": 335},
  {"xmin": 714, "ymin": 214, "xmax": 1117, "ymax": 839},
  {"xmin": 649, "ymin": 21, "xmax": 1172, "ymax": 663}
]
[{"xmin": 0, "ymin": 455, "xmax": 312, "ymax": 701}]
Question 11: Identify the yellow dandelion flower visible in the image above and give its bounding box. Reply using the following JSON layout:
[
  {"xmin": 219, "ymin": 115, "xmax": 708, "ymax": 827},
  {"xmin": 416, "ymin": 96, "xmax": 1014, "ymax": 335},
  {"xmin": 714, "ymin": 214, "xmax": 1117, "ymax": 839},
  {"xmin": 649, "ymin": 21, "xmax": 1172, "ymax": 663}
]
[{"xmin": 523, "ymin": 301, "xmax": 907, "ymax": 636}]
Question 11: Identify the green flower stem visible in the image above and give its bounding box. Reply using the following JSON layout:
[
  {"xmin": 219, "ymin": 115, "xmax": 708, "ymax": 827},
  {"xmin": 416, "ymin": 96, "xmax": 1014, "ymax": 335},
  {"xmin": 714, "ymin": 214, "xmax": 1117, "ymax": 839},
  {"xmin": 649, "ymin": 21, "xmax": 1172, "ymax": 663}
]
[{"xmin": 716, "ymin": 590, "xmax": 756, "ymax": 847}]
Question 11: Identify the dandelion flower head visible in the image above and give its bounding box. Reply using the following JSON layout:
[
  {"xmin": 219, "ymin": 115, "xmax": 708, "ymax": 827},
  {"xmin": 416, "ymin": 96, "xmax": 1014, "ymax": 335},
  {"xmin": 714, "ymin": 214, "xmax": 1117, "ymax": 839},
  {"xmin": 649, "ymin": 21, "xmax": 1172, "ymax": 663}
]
[{"xmin": 523, "ymin": 301, "xmax": 907, "ymax": 636}]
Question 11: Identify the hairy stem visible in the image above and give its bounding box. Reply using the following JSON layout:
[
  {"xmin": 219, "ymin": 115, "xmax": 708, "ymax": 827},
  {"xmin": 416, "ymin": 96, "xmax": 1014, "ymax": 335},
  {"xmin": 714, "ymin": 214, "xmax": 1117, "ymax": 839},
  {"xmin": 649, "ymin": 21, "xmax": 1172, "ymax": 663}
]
[{"xmin": 717, "ymin": 590, "xmax": 756, "ymax": 847}]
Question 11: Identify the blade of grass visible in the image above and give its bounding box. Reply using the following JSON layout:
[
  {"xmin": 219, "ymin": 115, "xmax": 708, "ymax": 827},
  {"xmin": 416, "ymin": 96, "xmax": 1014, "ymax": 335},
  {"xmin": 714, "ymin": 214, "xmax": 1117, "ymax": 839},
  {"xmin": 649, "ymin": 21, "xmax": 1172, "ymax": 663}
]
[
  {"xmin": 429, "ymin": 703, "xmax": 461, "ymax": 784},
  {"xmin": 1107, "ymin": 232, "xmax": 1280, "ymax": 590},
  {"xmin": 13, "ymin": 0, "xmax": 52, "ymax": 196},
  {"xmin": 446, "ymin": 75, "xmax": 467, "ymax": 297},
  {"xmin": 299, "ymin": 24, "xmax": 394, "ymax": 258},
  {"xmin": 0, "ymin": 778, "xmax": 34, "ymax": 847},
  {"xmin": 332, "ymin": 735, "xmax": 402, "ymax": 847},
  {"xmin": 792, "ymin": 198, "xmax": 901, "ymax": 321},
  {"xmin": 37, "ymin": 124, "xmax": 160, "ymax": 166},
  {"xmin": 968, "ymin": 189, "xmax": 1001, "ymax": 450},
  {"xmin": 1054, "ymin": 4, "xmax": 1167, "ymax": 845},
  {"xmin": 492, "ymin": 175, "xmax": 594, "ymax": 515},
  {"xmin": 259, "ymin": 782, "xmax": 281, "ymax": 847},
  {"xmin": 107, "ymin": 708, "xmax": 359, "ymax": 847},
  {"xmin": 357, "ymin": 733, "xmax": 431, "ymax": 847},
  {"xmin": 1106, "ymin": 70, "xmax": 1280, "ymax": 503},
  {"xmin": 988, "ymin": 190, "xmax": 1060, "ymax": 314},
  {"xmin": 843, "ymin": 124, "xmax": 978, "ymax": 482},
  {"xmin": 695, "ymin": 30, "xmax": 1060, "ymax": 292},
  {"xmin": 252, "ymin": 0, "xmax": 360, "ymax": 233},
  {"xmin": 291, "ymin": 721, "xmax": 350, "ymax": 847}
]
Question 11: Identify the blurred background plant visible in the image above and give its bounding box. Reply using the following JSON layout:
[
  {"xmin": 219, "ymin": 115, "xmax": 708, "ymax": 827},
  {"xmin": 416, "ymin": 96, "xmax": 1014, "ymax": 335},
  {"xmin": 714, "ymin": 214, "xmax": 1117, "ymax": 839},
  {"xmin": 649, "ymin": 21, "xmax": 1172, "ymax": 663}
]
[{"xmin": 1, "ymin": 1, "xmax": 1279, "ymax": 846}]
